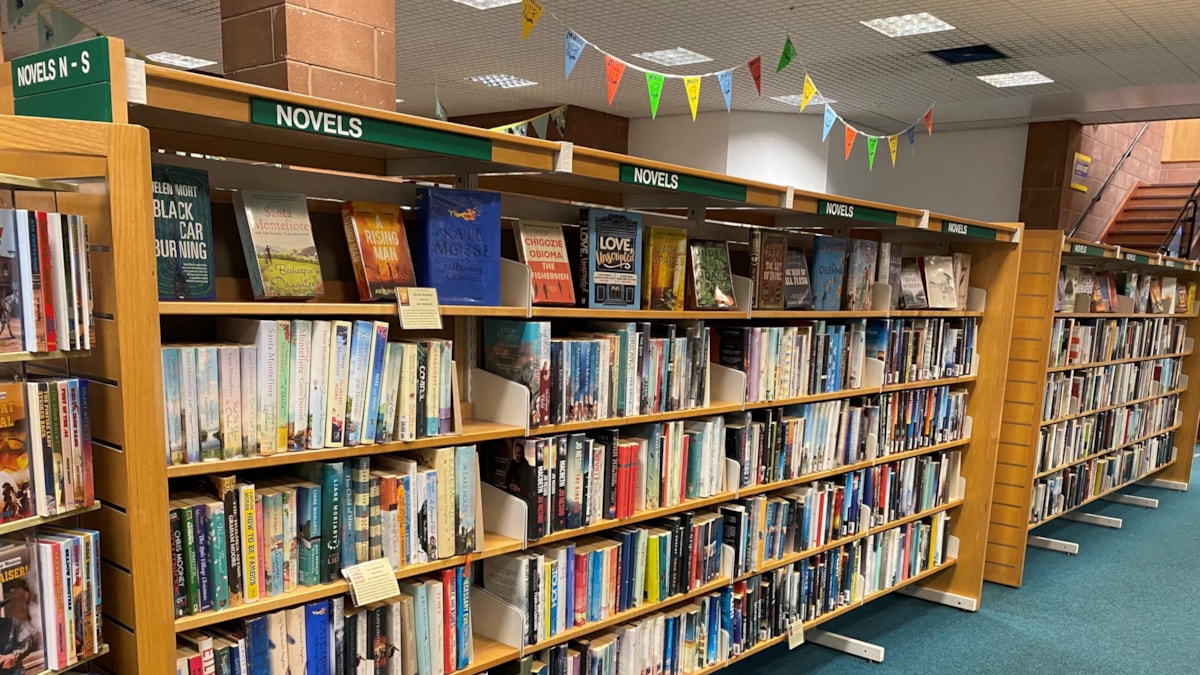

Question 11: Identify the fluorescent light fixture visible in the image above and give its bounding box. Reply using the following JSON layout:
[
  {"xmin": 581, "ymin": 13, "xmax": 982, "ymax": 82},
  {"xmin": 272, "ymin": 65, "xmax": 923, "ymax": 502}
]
[
  {"xmin": 449, "ymin": 0, "xmax": 521, "ymax": 8},
  {"xmin": 770, "ymin": 93, "xmax": 836, "ymax": 106},
  {"xmin": 468, "ymin": 73, "xmax": 537, "ymax": 88},
  {"xmin": 631, "ymin": 48, "xmax": 713, "ymax": 67},
  {"xmin": 861, "ymin": 12, "xmax": 954, "ymax": 37},
  {"xmin": 145, "ymin": 52, "xmax": 217, "ymax": 70},
  {"xmin": 977, "ymin": 70, "xmax": 1054, "ymax": 87},
  {"xmin": 395, "ymin": 98, "xmax": 404, "ymax": 103}
]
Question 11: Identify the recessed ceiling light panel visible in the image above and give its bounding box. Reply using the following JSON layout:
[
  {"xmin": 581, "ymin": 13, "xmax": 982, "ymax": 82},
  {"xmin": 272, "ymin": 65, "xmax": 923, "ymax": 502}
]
[
  {"xmin": 146, "ymin": 52, "xmax": 217, "ymax": 70},
  {"xmin": 469, "ymin": 73, "xmax": 538, "ymax": 88},
  {"xmin": 631, "ymin": 48, "xmax": 713, "ymax": 67},
  {"xmin": 977, "ymin": 70, "xmax": 1054, "ymax": 87},
  {"xmin": 861, "ymin": 12, "xmax": 955, "ymax": 37},
  {"xmin": 449, "ymin": 0, "xmax": 521, "ymax": 8},
  {"xmin": 770, "ymin": 93, "xmax": 836, "ymax": 106}
]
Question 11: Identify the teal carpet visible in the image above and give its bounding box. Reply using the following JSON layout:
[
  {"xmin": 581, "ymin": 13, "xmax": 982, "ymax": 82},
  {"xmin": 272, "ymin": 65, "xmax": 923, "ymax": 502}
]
[{"xmin": 729, "ymin": 462, "xmax": 1199, "ymax": 674}]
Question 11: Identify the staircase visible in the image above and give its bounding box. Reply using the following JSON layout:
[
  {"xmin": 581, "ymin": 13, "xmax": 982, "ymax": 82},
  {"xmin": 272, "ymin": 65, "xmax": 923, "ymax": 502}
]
[{"xmin": 1100, "ymin": 182, "xmax": 1196, "ymax": 253}]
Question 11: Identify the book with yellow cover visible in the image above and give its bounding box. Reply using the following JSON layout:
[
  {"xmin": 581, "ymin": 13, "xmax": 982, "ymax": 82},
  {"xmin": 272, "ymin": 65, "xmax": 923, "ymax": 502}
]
[{"xmin": 642, "ymin": 226, "xmax": 688, "ymax": 311}]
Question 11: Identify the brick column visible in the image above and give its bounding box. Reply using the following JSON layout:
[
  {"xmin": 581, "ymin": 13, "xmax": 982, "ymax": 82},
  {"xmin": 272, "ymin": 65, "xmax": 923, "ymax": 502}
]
[{"xmin": 220, "ymin": 0, "xmax": 395, "ymax": 110}]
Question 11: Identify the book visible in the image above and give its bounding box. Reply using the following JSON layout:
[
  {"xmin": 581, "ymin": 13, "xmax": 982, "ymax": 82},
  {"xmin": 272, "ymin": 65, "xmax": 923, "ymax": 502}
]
[
  {"xmin": 843, "ymin": 239, "xmax": 878, "ymax": 311},
  {"xmin": 0, "ymin": 210, "xmax": 25, "ymax": 353},
  {"xmin": 232, "ymin": 191, "xmax": 324, "ymax": 299},
  {"xmin": 153, "ymin": 165, "xmax": 215, "ymax": 301},
  {"xmin": 749, "ymin": 230, "xmax": 787, "ymax": 310},
  {"xmin": 922, "ymin": 256, "xmax": 956, "ymax": 309},
  {"xmin": 0, "ymin": 382, "xmax": 32, "ymax": 525},
  {"xmin": 580, "ymin": 209, "xmax": 643, "ymax": 309},
  {"xmin": 642, "ymin": 226, "xmax": 688, "ymax": 311},
  {"xmin": 810, "ymin": 237, "xmax": 846, "ymax": 311},
  {"xmin": 953, "ymin": 253, "xmax": 972, "ymax": 310},
  {"xmin": 413, "ymin": 187, "xmax": 502, "ymax": 306},
  {"xmin": 686, "ymin": 240, "xmax": 736, "ymax": 310},
  {"xmin": 898, "ymin": 258, "xmax": 928, "ymax": 309},
  {"xmin": 0, "ymin": 537, "xmax": 40, "ymax": 673},
  {"xmin": 483, "ymin": 319, "xmax": 552, "ymax": 428},
  {"xmin": 341, "ymin": 201, "xmax": 417, "ymax": 301},
  {"xmin": 782, "ymin": 248, "xmax": 813, "ymax": 310},
  {"xmin": 515, "ymin": 221, "xmax": 575, "ymax": 306}
]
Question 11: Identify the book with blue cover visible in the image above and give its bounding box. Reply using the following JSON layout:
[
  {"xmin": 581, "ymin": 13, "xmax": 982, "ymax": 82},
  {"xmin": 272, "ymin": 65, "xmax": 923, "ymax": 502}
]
[
  {"xmin": 397, "ymin": 580, "xmax": 431, "ymax": 675},
  {"xmin": 153, "ymin": 164, "xmax": 215, "ymax": 300},
  {"xmin": 580, "ymin": 209, "xmax": 643, "ymax": 309},
  {"xmin": 304, "ymin": 600, "xmax": 330, "ymax": 675},
  {"xmin": 483, "ymin": 319, "xmax": 552, "ymax": 428},
  {"xmin": 296, "ymin": 482, "xmax": 322, "ymax": 586},
  {"xmin": 413, "ymin": 187, "xmax": 501, "ymax": 306},
  {"xmin": 811, "ymin": 236, "xmax": 846, "ymax": 311},
  {"xmin": 362, "ymin": 322, "xmax": 389, "ymax": 444}
]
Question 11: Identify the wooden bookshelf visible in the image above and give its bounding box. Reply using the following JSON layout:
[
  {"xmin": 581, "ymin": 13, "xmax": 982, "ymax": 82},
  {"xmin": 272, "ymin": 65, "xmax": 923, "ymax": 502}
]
[
  {"xmin": 984, "ymin": 231, "xmax": 1200, "ymax": 588},
  {"xmin": 0, "ymin": 503, "xmax": 101, "ymax": 537},
  {"xmin": 160, "ymin": 300, "xmax": 530, "ymax": 318}
]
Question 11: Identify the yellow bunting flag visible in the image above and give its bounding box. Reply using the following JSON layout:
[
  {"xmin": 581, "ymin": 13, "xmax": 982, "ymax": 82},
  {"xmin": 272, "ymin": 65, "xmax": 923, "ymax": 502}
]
[
  {"xmin": 685, "ymin": 76, "xmax": 701, "ymax": 121},
  {"xmin": 888, "ymin": 135, "xmax": 898, "ymax": 167},
  {"xmin": 867, "ymin": 136, "xmax": 878, "ymax": 170},
  {"xmin": 800, "ymin": 73, "xmax": 817, "ymax": 112},
  {"xmin": 844, "ymin": 125, "xmax": 857, "ymax": 160},
  {"xmin": 521, "ymin": 0, "xmax": 544, "ymax": 40}
]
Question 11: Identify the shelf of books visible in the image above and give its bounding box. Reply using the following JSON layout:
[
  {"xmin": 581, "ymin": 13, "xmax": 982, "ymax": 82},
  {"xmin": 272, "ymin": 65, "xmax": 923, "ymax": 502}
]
[
  {"xmin": 984, "ymin": 232, "xmax": 1200, "ymax": 588},
  {"xmin": 0, "ymin": 41, "xmax": 1026, "ymax": 674}
]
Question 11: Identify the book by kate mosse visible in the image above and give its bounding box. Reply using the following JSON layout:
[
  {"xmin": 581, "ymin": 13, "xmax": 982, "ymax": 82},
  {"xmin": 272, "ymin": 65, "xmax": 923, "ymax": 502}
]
[{"xmin": 413, "ymin": 187, "xmax": 501, "ymax": 306}]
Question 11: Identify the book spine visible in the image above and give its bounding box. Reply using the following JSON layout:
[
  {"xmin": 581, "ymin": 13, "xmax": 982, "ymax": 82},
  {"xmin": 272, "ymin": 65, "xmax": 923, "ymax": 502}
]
[
  {"xmin": 425, "ymin": 340, "xmax": 441, "ymax": 438},
  {"xmin": 217, "ymin": 481, "xmax": 244, "ymax": 606},
  {"xmin": 439, "ymin": 341, "xmax": 453, "ymax": 435},
  {"xmin": 454, "ymin": 446, "xmax": 477, "ymax": 556},
  {"xmin": 308, "ymin": 321, "xmax": 331, "ymax": 449},
  {"xmin": 293, "ymin": 319, "xmax": 313, "ymax": 450},
  {"xmin": 196, "ymin": 346, "xmax": 222, "ymax": 463},
  {"xmin": 163, "ymin": 348, "xmax": 186, "ymax": 466},
  {"xmin": 379, "ymin": 344, "xmax": 402, "ymax": 442},
  {"xmin": 208, "ymin": 502, "xmax": 231, "ymax": 612},
  {"xmin": 363, "ymin": 322, "xmax": 389, "ymax": 444},
  {"xmin": 238, "ymin": 485, "xmax": 260, "ymax": 603},
  {"xmin": 323, "ymin": 463, "xmax": 344, "ymax": 581},
  {"xmin": 277, "ymin": 320, "xmax": 292, "ymax": 451},
  {"xmin": 305, "ymin": 600, "xmax": 330, "ymax": 675},
  {"xmin": 346, "ymin": 321, "xmax": 373, "ymax": 446},
  {"xmin": 240, "ymin": 345, "xmax": 258, "ymax": 457},
  {"xmin": 369, "ymin": 475, "xmax": 382, "ymax": 561},
  {"xmin": 180, "ymin": 347, "xmax": 201, "ymax": 464},
  {"xmin": 414, "ymin": 342, "xmax": 428, "ymax": 439},
  {"xmin": 257, "ymin": 321, "xmax": 278, "ymax": 455},
  {"xmin": 218, "ymin": 345, "xmax": 243, "ymax": 460},
  {"xmin": 178, "ymin": 506, "xmax": 201, "ymax": 615},
  {"xmin": 352, "ymin": 457, "xmax": 370, "ymax": 564},
  {"xmin": 326, "ymin": 321, "xmax": 352, "ymax": 448},
  {"xmin": 170, "ymin": 508, "xmax": 187, "ymax": 617}
]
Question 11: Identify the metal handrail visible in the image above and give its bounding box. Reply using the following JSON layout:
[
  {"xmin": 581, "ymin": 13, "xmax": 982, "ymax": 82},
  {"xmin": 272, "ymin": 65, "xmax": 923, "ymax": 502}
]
[
  {"xmin": 1068, "ymin": 121, "xmax": 1151, "ymax": 239},
  {"xmin": 1158, "ymin": 176, "xmax": 1200, "ymax": 258}
]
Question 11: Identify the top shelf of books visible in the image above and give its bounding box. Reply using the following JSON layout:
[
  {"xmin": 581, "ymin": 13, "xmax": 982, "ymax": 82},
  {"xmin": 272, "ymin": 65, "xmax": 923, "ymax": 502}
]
[{"xmin": 1060, "ymin": 236, "xmax": 1198, "ymax": 272}]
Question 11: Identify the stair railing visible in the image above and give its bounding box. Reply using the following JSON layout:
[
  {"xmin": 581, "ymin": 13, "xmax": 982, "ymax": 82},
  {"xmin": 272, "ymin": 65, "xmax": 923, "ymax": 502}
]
[
  {"xmin": 1157, "ymin": 175, "xmax": 1200, "ymax": 259},
  {"xmin": 1067, "ymin": 121, "xmax": 1151, "ymax": 239}
]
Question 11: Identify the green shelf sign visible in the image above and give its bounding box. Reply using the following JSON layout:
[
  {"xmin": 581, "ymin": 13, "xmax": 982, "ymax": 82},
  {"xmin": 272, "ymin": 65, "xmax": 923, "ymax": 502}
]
[
  {"xmin": 11, "ymin": 37, "xmax": 113, "ymax": 122},
  {"xmin": 619, "ymin": 164, "xmax": 748, "ymax": 202},
  {"xmin": 250, "ymin": 98, "xmax": 493, "ymax": 161},
  {"xmin": 1067, "ymin": 242, "xmax": 1107, "ymax": 257},
  {"xmin": 815, "ymin": 199, "xmax": 897, "ymax": 224},
  {"xmin": 1162, "ymin": 258, "xmax": 1184, "ymax": 269},
  {"xmin": 941, "ymin": 220, "xmax": 998, "ymax": 240},
  {"xmin": 1122, "ymin": 252, "xmax": 1151, "ymax": 265}
]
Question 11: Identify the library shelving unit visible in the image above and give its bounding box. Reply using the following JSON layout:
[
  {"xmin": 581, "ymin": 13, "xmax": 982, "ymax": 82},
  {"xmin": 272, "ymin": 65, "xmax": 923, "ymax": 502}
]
[
  {"xmin": 984, "ymin": 232, "xmax": 1200, "ymax": 588},
  {"xmin": 4, "ymin": 40, "xmax": 1021, "ymax": 673}
]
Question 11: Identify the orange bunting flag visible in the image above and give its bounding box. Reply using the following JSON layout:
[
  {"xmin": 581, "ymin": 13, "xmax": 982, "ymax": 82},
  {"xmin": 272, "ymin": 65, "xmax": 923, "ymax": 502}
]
[
  {"xmin": 924, "ymin": 108, "xmax": 933, "ymax": 135},
  {"xmin": 605, "ymin": 55, "xmax": 626, "ymax": 106},
  {"xmin": 888, "ymin": 135, "xmax": 898, "ymax": 167},
  {"xmin": 844, "ymin": 125, "xmax": 857, "ymax": 160},
  {"xmin": 685, "ymin": 76, "xmax": 701, "ymax": 121},
  {"xmin": 800, "ymin": 73, "xmax": 817, "ymax": 112},
  {"xmin": 521, "ymin": 0, "xmax": 544, "ymax": 41}
]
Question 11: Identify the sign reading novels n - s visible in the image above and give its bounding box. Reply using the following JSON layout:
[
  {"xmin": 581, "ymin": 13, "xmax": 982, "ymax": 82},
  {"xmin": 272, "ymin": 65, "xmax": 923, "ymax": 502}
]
[
  {"xmin": 153, "ymin": 165, "xmax": 215, "ymax": 300},
  {"xmin": 11, "ymin": 37, "xmax": 114, "ymax": 122}
]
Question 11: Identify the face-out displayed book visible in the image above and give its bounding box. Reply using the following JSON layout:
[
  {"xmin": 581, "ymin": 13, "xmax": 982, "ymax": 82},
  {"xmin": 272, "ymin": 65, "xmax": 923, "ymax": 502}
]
[
  {"xmin": 811, "ymin": 236, "xmax": 846, "ymax": 311},
  {"xmin": 783, "ymin": 247, "xmax": 813, "ymax": 310},
  {"xmin": 232, "ymin": 191, "xmax": 325, "ymax": 300},
  {"xmin": 413, "ymin": 187, "xmax": 502, "ymax": 306},
  {"xmin": 686, "ymin": 239, "xmax": 736, "ymax": 310},
  {"xmin": 153, "ymin": 164, "xmax": 215, "ymax": 301},
  {"xmin": 341, "ymin": 201, "xmax": 417, "ymax": 302},
  {"xmin": 579, "ymin": 209, "xmax": 643, "ymax": 310},
  {"xmin": 514, "ymin": 220, "xmax": 575, "ymax": 306},
  {"xmin": 642, "ymin": 226, "xmax": 687, "ymax": 311},
  {"xmin": 749, "ymin": 230, "xmax": 788, "ymax": 310}
]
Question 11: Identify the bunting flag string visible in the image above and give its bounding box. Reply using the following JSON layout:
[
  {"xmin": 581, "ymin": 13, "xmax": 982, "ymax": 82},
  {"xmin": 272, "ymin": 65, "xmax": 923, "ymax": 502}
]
[{"xmin": 490, "ymin": 104, "xmax": 568, "ymax": 137}]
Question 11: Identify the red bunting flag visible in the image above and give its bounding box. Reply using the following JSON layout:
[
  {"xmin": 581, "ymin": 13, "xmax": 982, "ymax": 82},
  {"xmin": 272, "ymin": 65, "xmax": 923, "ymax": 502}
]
[
  {"xmin": 605, "ymin": 55, "xmax": 626, "ymax": 106},
  {"xmin": 748, "ymin": 56, "xmax": 762, "ymax": 95},
  {"xmin": 924, "ymin": 108, "xmax": 933, "ymax": 135},
  {"xmin": 844, "ymin": 125, "xmax": 857, "ymax": 160}
]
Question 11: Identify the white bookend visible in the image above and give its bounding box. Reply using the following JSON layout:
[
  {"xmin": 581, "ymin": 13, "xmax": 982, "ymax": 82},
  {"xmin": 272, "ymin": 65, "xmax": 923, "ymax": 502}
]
[
  {"xmin": 723, "ymin": 458, "xmax": 739, "ymax": 497},
  {"xmin": 952, "ymin": 476, "xmax": 968, "ymax": 501},
  {"xmin": 966, "ymin": 286, "xmax": 987, "ymax": 312},
  {"xmin": 1116, "ymin": 294, "xmax": 1135, "ymax": 313},
  {"xmin": 946, "ymin": 534, "xmax": 961, "ymax": 559},
  {"xmin": 500, "ymin": 257, "xmax": 534, "ymax": 317},
  {"xmin": 709, "ymin": 364, "xmax": 746, "ymax": 407},
  {"xmin": 1184, "ymin": 336, "xmax": 1195, "ymax": 353},
  {"xmin": 470, "ymin": 367, "xmax": 532, "ymax": 433},
  {"xmin": 862, "ymin": 357, "xmax": 885, "ymax": 389},
  {"xmin": 731, "ymin": 274, "xmax": 753, "ymax": 318},
  {"xmin": 720, "ymin": 543, "xmax": 735, "ymax": 579},
  {"xmin": 870, "ymin": 282, "xmax": 892, "ymax": 311},
  {"xmin": 471, "ymin": 585, "xmax": 527, "ymax": 652},
  {"xmin": 1073, "ymin": 293, "xmax": 1091, "ymax": 313},
  {"xmin": 481, "ymin": 483, "xmax": 529, "ymax": 548}
]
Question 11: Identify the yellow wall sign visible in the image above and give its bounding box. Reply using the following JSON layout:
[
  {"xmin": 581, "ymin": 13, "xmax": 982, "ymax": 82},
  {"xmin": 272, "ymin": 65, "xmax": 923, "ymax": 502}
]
[{"xmin": 1071, "ymin": 152, "xmax": 1091, "ymax": 192}]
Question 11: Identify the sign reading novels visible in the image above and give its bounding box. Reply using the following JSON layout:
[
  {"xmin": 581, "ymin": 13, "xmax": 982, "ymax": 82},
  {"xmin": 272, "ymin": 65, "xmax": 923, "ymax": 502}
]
[
  {"xmin": 941, "ymin": 220, "xmax": 997, "ymax": 241},
  {"xmin": 1123, "ymin": 251, "xmax": 1151, "ymax": 265},
  {"xmin": 816, "ymin": 199, "xmax": 897, "ymax": 225},
  {"xmin": 1069, "ymin": 242, "xmax": 1107, "ymax": 257},
  {"xmin": 618, "ymin": 164, "xmax": 748, "ymax": 202},
  {"xmin": 11, "ymin": 36, "xmax": 114, "ymax": 122}
]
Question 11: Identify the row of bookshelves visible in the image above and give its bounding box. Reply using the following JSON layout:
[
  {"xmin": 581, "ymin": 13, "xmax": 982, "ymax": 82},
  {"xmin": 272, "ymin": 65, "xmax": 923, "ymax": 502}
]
[
  {"xmin": 1029, "ymin": 456, "xmax": 1177, "ymax": 531},
  {"xmin": 1033, "ymin": 423, "xmax": 1181, "ymax": 480},
  {"xmin": 1040, "ymin": 387, "xmax": 1187, "ymax": 427},
  {"xmin": 1045, "ymin": 349, "xmax": 1193, "ymax": 374}
]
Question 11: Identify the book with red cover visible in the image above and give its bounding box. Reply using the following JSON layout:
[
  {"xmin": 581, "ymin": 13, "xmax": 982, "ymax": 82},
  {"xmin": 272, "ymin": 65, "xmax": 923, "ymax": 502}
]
[
  {"xmin": 341, "ymin": 201, "xmax": 416, "ymax": 301},
  {"xmin": 515, "ymin": 221, "xmax": 576, "ymax": 306},
  {"xmin": 36, "ymin": 212, "xmax": 57, "ymax": 352}
]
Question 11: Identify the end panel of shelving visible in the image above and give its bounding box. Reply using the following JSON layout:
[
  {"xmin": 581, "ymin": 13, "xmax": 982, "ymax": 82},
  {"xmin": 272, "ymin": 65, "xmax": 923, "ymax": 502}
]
[{"xmin": 1153, "ymin": 281, "xmax": 1200, "ymax": 487}]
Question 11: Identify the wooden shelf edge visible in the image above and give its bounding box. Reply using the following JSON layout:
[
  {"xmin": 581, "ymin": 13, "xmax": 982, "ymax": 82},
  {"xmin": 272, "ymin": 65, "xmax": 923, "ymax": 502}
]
[
  {"xmin": 159, "ymin": 300, "xmax": 529, "ymax": 318},
  {"xmin": 0, "ymin": 349, "xmax": 91, "ymax": 364},
  {"xmin": 0, "ymin": 172, "xmax": 81, "ymax": 192},
  {"xmin": 531, "ymin": 307, "xmax": 748, "ymax": 320},
  {"xmin": 1054, "ymin": 311, "xmax": 1199, "ymax": 319},
  {"xmin": 0, "ymin": 502, "xmax": 101, "ymax": 537},
  {"xmin": 742, "ymin": 374, "xmax": 977, "ymax": 412},
  {"xmin": 1046, "ymin": 350, "xmax": 1192, "ymax": 373},
  {"xmin": 532, "ymin": 401, "xmax": 745, "ymax": 436},
  {"xmin": 39, "ymin": 644, "xmax": 109, "ymax": 675},
  {"xmin": 1033, "ymin": 423, "xmax": 1182, "ymax": 479},
  {"xmin": 1029, "ymin": 458, "xmax": 1178, "ymax": 531},
  {"xmin": 1040, "ymin": 387, "xmax": 1187, "ymax": 427}
]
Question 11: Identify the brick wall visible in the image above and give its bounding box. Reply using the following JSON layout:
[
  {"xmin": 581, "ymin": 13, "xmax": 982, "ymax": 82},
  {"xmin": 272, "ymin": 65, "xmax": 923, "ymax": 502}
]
[
  {"xmin": 1159, "ymin": 161, "xmax": 1200, "ymax": 185},
  {"xmin": 451, "ymin": 105, "xmax": 629, "ymax": 154}
]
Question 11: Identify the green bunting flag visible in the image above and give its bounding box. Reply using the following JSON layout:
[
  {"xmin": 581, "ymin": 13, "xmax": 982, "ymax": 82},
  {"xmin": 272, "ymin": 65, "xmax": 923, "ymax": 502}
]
[
  {"xmin": 777, "ymin": 36, "xmax": 797, "ymax": 72},
  {"xmin": 6, "ymin": 0, "xmax": 40, "ymax": 27},
  {"xmin": 646, "ymin": 72, "xmax": 664, "ymax": 118},
  {"xmin": 867, "ymin": 136, "xmax": 878, "ymax": 170}
]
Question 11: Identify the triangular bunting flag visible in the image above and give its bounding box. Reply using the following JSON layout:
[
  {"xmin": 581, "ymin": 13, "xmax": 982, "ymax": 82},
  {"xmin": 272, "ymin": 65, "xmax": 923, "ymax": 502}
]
[
  {"xmin": 645, "ymin": 72, "xmax": 665, "ymax": 119},
  {"xmin": 532, "ymin": 114, "xmax": 549, "ymax": 139},
  {"xmin": 800, "ymin": 73, "xmax": 817, "ymax": 112},
  {"xmin": 50, "ymin": 4, "xmax": 84, "ymax": 47},
  {"xmin": 513, "ymin": 123, "xmax": 529, "ymax": 137},
  {"xmin": 6, "ymin": 0, "xmax": 40, "ymax": 27},
  {"xmin": 844, "ymin": 125, "xmax": 857, "ymax": 160},
  {"xmin": 565, "ymin": 29, "xmax": 586, "ymax": 79},
  {"xmin": 551, "ymin": 107, "xmax": 567, "ymax": 134},
  {"xmin": 748, "ymin": 56, "xmax": 762, "ymax": 95},
  {"xmin": 907, "ymin": 125, "xmax": 916, "ymax": 153},
  {"xmin": 822, "ymin": 105, "xmax": 836, "ymax": 142},
  {"xmin": 924, "ymin": 108, "xmax": 934, "ymax": 135},
  {"xmin": 605, "ymin": 55, "xmax": 626, "ymax": 105},
  {"xmin": 867, "ymin": 136, "xmax": 878, "ymax": 170},
  {"xmin": 888, "ymin": 135, "xmax": 898, "ymax": 167},
  {"xmin": 36, "ymin": 12, "xmax": 52, "ymax": 51},
  {"xmin": 777, "ymin": 36, "xmax": 797, "ymax": 73},
  {"xmin": 717, "ymin": 69, "xmax": 733, "ymax": 112},
  {"xmin": 520, "ymin": 0, "xmax": 543, "ymax": 40},
  {"xmin": 434, "ymin": 96, "xmax": 449, "ymax": 121},
  {"xmin": 684, "ymin": 76, "xmax": 701, "ymax": 121}
]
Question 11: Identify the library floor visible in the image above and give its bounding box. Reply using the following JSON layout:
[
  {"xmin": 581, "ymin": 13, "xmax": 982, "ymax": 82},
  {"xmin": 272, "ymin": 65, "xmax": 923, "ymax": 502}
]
[{"xmin": 728, "ymin": 461, "xmax": 1200, "ymax": 674}]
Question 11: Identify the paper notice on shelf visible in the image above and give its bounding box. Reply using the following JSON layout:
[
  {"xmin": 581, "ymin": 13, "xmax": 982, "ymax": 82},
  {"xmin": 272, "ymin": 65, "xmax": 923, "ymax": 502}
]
[
  {"xmin": 396, "ymin": 287, "xmax": 442, "ymax": 330},
  {"xmin": 341, "ymin": 557, "xmax": 401, "ymax": 607},
  {"xmin": 787, "ymin": 620, "xmax": 805, "ymax": 649}
]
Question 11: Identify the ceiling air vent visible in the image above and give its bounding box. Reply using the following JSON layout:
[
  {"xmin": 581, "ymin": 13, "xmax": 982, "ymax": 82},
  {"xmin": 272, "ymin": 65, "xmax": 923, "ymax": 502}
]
[{"xmin": 928, "ymin": 44, "xmax": 1006, "ymax": 65}]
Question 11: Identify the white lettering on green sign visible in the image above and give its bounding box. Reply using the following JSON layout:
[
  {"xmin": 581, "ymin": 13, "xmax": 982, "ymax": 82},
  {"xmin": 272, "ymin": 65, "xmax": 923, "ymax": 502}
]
[
  {"xmin": 945, "ymin": 221, "xmax": 969, "ymax": 236},
  {"xmin": 14, "ymin": 51, "xmax": 91, "ymax": 89},
  {"xmin": 273, "ymin": 103, "xmax": 363, "ymax": 139},
  {"xmin": 630, "ymin": 167, "xmax": 680, "ymax": 190},
  {"xmin": 824, "ymin": 201, "xmax": 854, "ymax": 218},
  {"xmin": 1123, "ymin": 252, "xmax": 1149, "ymax": 263}
]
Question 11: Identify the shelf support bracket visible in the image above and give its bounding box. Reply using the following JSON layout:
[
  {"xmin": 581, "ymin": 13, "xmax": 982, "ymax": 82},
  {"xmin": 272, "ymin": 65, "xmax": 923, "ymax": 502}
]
[
  {"xmin": 1137, "ymin": 478, "xmax": 1188, "ymax": 492},
  {"xmin": 1027, "ymin": 534, "xmax": 1079, "ymax": 554},
  {"xmin": 1102, "ymin": 494, "xmax": 1158, "ymax": 509},
  {"xmin": 807, "ymin": 629, "xmax": 885, "ymax": 663},
  {"xmin": 897, "ymin": 586, "xmax": 979, "ymax": 611},
  {"xmin": 454, "ymin": 172, "xmax": 479, "ymax": 190},
  {"xmin": 1061, "ymin": 512, "xmax": 1122, "ymax": 528}
]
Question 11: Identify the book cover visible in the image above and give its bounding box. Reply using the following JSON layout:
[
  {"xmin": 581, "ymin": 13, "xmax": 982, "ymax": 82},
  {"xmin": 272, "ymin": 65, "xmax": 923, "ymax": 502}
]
[
  {"xmin": 342, "ymin": 201, "xmax": 417, "ymax": 301},
  {"xmin": 326, "ymin": 321, "xmax": 352, "ymax": 448},
  {"xmin": 454, "ymin": 445, "xmax": 478, "ymax": 555},
  {"xmin": 782, "ymin": 248, "xmax": 813, "ymax": 310},
  {"xmin": 232, "ymin": 191, "xmax": 324, "ymax": 299},
  {"xmin": 921, "ymin": 256, "xmax": 956, "ymax": 309},
  {"xmin": 413, "ymin": 187, "xmax": 502, "ymax": 306},
  {"xmin": 582, "ymin": 209, "xmax": 643, "ymax": 309},
  {"xmin": 0, "ymin": 537, "xmax": 40, "ymax": 673},
  {"xmin": 153, "ymin": 165, "xmax": 215, "ymax": 301},
  {"xmin": 899, "ymin": 258, "xmax": 928, "ymax": 309},
  {"xmin": 642, "ymin": 226, "xmax": 688, "ymax": 311},
  {"xmin": 810, "ymin": 237, "xmax": 846, "ymax": 311},
  {"xmin": 0, "ymin": 210, "xmax": 25, "ymax": 353},
  {"xmin": 0, "ymin": 383, "xmax": 32, "ymax": 525},
  {"xmin": 515, "ymin": 220, "xmax": 575, "ymax": 306},
  {"xmin": 749, "ymin": 230, "xmax": 788, "ymax": 310},
  {"xmin": 686, "ymin": 240, "xmax": 736, "ymax": 310},
  {"xmin": 1149, "ymin": 276, "xmax": 1164, "ymax": 313},
  {"xmin": 953, "ymin": 253, "xmax": 972, "ymax": 310},
  {"xmin": 195, "ymin": 346, "xmax": 222, "ymax": 463},
  {"xmin": 843, "ymin": 239, "xmax": 878, "ymax": 311},
  {"xmin": 483, "ymin": 319, "xmax": 552, "ymax": 428}
]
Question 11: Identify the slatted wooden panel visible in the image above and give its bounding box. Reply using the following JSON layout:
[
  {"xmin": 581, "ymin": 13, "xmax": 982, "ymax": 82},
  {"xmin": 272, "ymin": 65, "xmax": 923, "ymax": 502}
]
[
  {"xmin": 1151, "ymin": 272, "xmax": 1200, "ymax": 485},
  {"xmin": 983, "ymin": 229, "xmax": 1062, "ymax": 588}
]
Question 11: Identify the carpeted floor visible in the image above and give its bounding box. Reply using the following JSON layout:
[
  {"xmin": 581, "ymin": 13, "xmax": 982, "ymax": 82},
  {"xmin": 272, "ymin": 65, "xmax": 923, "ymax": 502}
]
[{"xmin": 727, "ymin": 464, "xmax": 1199, "ymax": 674}]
